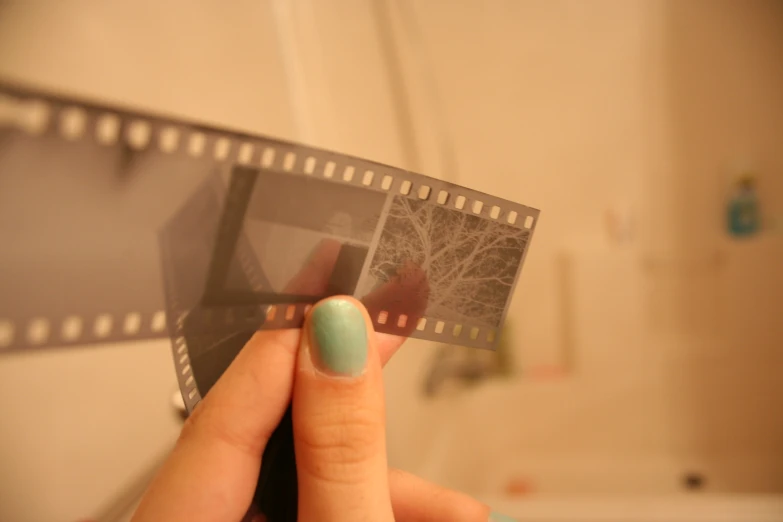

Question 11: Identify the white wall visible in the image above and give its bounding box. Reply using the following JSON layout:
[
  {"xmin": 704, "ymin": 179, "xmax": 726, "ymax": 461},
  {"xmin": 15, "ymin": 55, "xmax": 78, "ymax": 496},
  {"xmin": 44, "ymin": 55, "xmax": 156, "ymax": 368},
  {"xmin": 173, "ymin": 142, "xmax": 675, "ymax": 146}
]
[
  {"xmin": 375, "ymin": 0, "xmax": 668, "ymax": 478},
  {"xmin": 384, "ymin": 0, "xmax": 783, "ymax": 497},
  {"xmin": 660, "ymin": 0, "xmax": 783, "ymax": 492}
]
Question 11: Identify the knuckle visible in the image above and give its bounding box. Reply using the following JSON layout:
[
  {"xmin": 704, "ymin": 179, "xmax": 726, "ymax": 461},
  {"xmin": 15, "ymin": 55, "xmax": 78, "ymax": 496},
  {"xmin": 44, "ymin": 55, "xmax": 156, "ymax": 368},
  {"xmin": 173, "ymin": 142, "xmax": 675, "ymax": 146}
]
[{"xmin": 296, "ymin": 403, "xmax": 384, "ymax": 482}]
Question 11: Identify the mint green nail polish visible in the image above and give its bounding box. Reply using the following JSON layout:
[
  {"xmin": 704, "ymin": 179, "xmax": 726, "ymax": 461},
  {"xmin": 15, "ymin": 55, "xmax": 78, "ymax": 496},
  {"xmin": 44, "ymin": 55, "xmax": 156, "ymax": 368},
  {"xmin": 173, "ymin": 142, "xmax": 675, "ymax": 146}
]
[
  {"xmin": 310, "ymin": 299, "xmax": 367, "ymax": 376},
  {"xmin": 489, "ymin": 512, "xmax": 517, "ymax": 522}
]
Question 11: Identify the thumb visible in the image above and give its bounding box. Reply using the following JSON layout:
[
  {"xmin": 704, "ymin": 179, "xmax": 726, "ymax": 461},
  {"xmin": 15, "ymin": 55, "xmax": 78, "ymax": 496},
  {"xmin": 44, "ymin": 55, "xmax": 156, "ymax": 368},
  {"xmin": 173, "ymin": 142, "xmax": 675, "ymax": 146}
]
[{"xmin": 292, "ymin": 297, "xmax": 394, "ymax": 522}]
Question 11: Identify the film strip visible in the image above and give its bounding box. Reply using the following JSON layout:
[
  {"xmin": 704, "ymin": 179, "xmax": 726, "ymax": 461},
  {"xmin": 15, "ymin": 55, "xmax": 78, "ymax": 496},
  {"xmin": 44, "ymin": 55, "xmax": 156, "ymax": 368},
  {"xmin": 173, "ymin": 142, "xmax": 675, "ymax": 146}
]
[
  {"xmin": 161, "ymin": 162, "xmax": 539, "ymax": 409},
  {"xmin": 0, "ymin": 79, "xmax": 540, "ymax": 521},
  {"xmin": 0, "ymin": 80, "xmax": 539, "ymax": 395}
]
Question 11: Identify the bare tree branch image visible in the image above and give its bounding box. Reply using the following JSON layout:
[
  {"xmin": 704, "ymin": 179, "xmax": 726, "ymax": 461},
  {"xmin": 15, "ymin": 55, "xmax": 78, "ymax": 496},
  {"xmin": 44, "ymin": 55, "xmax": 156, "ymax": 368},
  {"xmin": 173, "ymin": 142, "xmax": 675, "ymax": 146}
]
[{"xmin": 367, "ymin": 196, "xmax": 529, "ymax": 327}]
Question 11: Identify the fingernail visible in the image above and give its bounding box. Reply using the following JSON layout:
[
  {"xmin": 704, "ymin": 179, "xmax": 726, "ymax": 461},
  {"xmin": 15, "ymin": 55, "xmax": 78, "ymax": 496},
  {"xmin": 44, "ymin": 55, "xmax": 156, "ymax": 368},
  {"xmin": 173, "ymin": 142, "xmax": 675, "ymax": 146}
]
[
  {"xmin": 309, "ymin": 298, "xmax": 368, "ymax": 377},
  {"xmin": 489, "ymin": 512, "xmax": 517, "ymax": 522}
]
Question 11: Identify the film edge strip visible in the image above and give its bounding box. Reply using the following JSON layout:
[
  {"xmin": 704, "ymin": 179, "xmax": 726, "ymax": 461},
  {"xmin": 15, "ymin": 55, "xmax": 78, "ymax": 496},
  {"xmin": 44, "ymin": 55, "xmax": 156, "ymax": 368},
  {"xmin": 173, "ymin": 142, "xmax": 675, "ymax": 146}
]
[
  {"xmin": 168, "ymin": 302, "xmax": 501, "ymax": 414},
  {"xmin": 0, "ymin": 83, "xmax": 539, "ymax": 357},
  {"xmin": 170, "ymin": 319, "xmax": 201, "ymax": 412},
  {"xmin": 176, "ymin": 303, "xmax": 499, "ymax": 350},
  {"xmin": 0, "ymin": 84, "xmax": 540, "ymax": 229},
  {"xmin": 0, "ymin": 310, "xmax": 168, "ymax": 351}
]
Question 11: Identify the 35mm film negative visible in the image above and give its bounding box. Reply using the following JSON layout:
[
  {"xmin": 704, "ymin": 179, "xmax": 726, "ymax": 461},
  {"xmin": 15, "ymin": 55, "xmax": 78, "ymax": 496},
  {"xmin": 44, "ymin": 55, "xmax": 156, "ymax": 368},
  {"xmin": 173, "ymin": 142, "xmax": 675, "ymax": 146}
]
[{"xmin": 0, "ymin": 80, "xmax": 539, "ymax": 399}]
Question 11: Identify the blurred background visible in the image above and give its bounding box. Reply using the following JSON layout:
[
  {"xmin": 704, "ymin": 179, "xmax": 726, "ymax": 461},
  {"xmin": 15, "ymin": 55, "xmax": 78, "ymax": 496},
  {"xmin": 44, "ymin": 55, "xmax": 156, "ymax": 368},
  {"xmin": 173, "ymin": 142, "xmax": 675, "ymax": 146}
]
[{"xmin": 0, "ymin": 0, "xmax": 781, "ymax": 520}]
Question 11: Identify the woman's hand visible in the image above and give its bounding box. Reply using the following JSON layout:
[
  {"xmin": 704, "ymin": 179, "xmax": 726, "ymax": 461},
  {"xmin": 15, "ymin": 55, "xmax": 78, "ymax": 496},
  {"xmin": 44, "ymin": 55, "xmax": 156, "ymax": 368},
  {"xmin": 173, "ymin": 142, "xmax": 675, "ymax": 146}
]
[{"xmin": 130, "ymin": 296, "xmax": 513, "ymax": 522}]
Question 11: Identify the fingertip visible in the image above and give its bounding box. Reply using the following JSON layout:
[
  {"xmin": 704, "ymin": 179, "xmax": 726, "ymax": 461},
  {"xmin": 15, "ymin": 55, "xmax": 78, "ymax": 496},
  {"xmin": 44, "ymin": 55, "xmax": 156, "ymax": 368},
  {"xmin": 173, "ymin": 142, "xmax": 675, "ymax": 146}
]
[{"xmin": 302, "ymin": 297, "xmax": 373, "ymax": 378}]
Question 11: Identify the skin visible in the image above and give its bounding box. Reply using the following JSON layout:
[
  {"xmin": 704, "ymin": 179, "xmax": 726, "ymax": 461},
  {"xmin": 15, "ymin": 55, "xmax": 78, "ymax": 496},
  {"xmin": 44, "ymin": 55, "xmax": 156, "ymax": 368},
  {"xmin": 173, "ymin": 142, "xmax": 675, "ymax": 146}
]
[
  {"xmin": 129, "ymin": 240, "xmax": 503, "ymax": 522},
  {"xmin": 129, "ymin": 298, "xmax": 496, "ymax": 522}
]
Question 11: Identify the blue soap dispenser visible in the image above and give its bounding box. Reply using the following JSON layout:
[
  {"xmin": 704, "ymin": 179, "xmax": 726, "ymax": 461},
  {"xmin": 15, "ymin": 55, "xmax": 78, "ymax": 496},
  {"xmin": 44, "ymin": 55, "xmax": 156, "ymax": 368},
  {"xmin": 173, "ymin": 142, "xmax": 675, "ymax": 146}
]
[{"xmin": 727, "ymin": 173, "xmax": 760, "ymax": 237}]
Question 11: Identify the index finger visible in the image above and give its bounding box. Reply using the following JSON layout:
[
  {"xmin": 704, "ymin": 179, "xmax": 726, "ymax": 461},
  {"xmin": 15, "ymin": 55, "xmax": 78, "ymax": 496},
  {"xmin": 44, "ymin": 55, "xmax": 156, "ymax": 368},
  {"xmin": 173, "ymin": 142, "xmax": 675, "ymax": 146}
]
[
  {"xmin": 132, "ymin": 241, "xmax": 343, "ymax": 522},
  {"xmin": 132, "ymin": 326, "xmax": 300, "ymax": 522}
]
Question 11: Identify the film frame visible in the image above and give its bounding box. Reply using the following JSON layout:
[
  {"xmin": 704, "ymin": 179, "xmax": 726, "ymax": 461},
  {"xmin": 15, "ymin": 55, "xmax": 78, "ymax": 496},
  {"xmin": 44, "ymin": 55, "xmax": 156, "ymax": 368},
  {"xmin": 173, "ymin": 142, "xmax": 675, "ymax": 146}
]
[{"xmin": 0, "ymin": 80, "xmax": 540, "ymax": 411}]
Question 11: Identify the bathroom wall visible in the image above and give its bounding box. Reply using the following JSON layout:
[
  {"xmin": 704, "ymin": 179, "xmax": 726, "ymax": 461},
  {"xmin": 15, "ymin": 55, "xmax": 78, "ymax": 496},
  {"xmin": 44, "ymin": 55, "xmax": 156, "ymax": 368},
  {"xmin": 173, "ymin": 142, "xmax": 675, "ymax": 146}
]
[
  {"xmin": 662, "ymin": 0, "xmax": 783, "ymax": 492},
  {"xmin": 376, "ymin": 0, "xmax": 680, "ymax": 477},
  {"xmin": 379, "ymin": 0, "xmax": 783, "ymax": 495}
]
